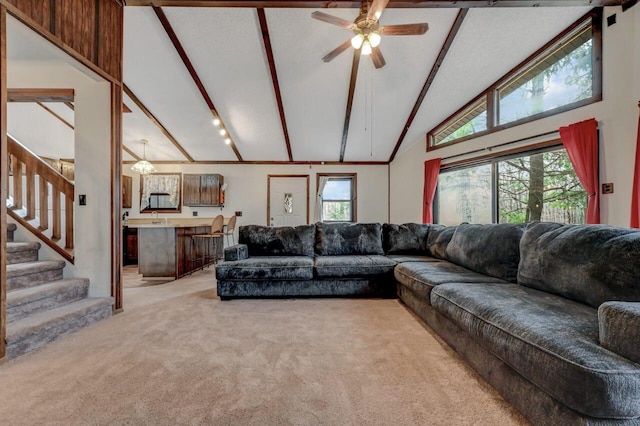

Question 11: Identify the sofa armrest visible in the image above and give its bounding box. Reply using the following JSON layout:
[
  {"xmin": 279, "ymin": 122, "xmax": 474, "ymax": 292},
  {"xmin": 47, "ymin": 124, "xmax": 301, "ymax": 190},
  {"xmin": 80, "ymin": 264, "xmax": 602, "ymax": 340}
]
[
  {"xmin": 599, "ymin": 301, "xmax": 640, "ymax": 364},
  {"xmin": 224, "ymin": 244, "xmax": 249, "ymax": 262}
]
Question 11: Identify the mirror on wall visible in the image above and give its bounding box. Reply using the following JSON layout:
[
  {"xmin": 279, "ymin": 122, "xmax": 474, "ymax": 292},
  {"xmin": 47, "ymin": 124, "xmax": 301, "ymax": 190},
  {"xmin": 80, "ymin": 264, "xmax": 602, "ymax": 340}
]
[{"xmin": 140, "ymin": 173, "xmax": 182, "ymax": 213}]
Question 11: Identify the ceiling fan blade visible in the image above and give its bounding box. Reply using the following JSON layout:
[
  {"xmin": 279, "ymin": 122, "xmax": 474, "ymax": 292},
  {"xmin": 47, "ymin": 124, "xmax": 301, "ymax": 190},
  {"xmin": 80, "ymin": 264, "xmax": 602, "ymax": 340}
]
[
  {"xmin": 380, "ymin": 23, "xmax": 429, "ymax": 36},
  {"xmin": 322, "ymin": 39, "xmax": 352, "ymax": 63},
  {"xmin": 367, "ymin": 0, "xmax": 390, "ymax": 21},
  {"xmin": 311, "ymin": 11, "xmax": 354, "ymax": 29},
  {"xmin": 371, "ymin": 46, "xmax": 386, "ymax": 69}
]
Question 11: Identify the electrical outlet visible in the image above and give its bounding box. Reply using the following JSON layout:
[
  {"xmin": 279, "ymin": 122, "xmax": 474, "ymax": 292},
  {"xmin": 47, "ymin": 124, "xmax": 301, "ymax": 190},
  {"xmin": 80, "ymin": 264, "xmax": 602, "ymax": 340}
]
[
  {"xmin": 192, "ymin": 211, "xmax": 198, "ymax": 217},
  {"xmin": 602, "ymin": 183, "xmax": 614, "ymax": 194},
  {"xmin": 79, "ymin": 194, "xmax": 86, "ymax": 205},
  {"xmin": 607, "ymin": 14, "xmax": 616, "ymax": 27},
  {"xmin": 235, "ymin": 211, "xmax": 242, "ymax": 217}
]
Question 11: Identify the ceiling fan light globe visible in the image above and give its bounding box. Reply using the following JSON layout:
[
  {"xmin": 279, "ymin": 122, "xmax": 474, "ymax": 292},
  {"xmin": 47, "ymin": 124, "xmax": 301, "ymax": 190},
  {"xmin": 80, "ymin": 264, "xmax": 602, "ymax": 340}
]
[
  {"xmin": 351, "ymin": 34, "xmax": 364, "ymax": 49},
  {"xmin": 361, "ymin": 41, "xmax": 372, "ymax": 55},
  {"xmin": 369, "ymin": 32, "xmax": 381, "ymax": 48}
]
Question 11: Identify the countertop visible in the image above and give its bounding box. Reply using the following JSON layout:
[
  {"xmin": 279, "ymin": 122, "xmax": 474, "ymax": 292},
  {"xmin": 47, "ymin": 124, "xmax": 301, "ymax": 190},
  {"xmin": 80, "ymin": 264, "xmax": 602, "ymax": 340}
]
[{"xmin": 125, "ymin": 217, "xmax": 231, "ymax": 228}]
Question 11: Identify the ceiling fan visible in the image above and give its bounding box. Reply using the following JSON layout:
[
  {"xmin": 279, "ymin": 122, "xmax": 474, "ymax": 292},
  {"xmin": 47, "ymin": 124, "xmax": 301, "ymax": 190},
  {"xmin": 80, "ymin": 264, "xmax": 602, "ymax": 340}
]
[{"xmin": 312, "ymin": 0, "xmax": 429, "ymax": 69}]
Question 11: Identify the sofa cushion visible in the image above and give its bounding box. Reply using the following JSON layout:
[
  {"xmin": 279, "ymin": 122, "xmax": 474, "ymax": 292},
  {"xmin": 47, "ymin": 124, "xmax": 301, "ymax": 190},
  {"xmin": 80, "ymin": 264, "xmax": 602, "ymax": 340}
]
[
  {"xmin": 518, "ymin": 223, "xmax": 640, "ymax": 308},
  {"xmin": 385, "ymin": 254, "xmax": 438, "ymax": 263},
  {"xmin": 446, "ymin": 223, "xmax": 524, "ymax": 283},
  {"xmin": 215, "ymin": 256, "xmax": 314, "ymax": 280},
  {"xmin": 431, "ymin": 283, "xmax": 640, "ymax": 419},
  {"xmin": 315, "ymin": 222, "xmax": 384, "ymax": 256},
  {"xmin": 382, "ymin": 223, "xmax": 430, "ymax": 254},
  {"xmin": 394, "ymin": 261, "xmax": 508, "ymax": 303},
  {"xmin": 599, "ymin": 302, "xmax": 640, "ymax": 365},
  {"xmin": 426, "ymin": 225, "xmax": 456, "ymax": 260},
  {"xmin": 239, "ymin": 225, "xmax": 315, "ymax": 257},
  {"xmin": 314, "ymin": 255, "xmax": 396, "ymax": 278}
]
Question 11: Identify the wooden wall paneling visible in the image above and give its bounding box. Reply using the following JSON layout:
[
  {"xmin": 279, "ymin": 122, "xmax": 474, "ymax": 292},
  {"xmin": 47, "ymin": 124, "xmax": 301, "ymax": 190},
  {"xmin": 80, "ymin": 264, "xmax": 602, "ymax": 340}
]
[
  {"xmin": 56, "ymin": 0, "xmax": 97, "ymax": 65},
  {"xmin": 1, "ymin": 4, "xmax": 8, "ymax": 361},
  {"xmin": 97, "ymin": 0, "xmax": 123, "ymax": 81},
  {"xmin": 6, "ymin": 0, "xmax": 53, "ymax": 32}
]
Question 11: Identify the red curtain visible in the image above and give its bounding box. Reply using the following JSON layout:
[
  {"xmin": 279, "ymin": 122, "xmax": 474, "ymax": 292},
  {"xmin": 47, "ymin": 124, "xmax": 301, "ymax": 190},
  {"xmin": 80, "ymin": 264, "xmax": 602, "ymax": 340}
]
[
  {"xmin": 631, "ymin": 102, "xmax": 640, "ymax": 228},
  {"xmin": 559, "ymin": 118, "xmax": 600, "ymax": 224},
  {"xmin": 422, "ymin": 158, "xmax": 442, "ymax": 224}
]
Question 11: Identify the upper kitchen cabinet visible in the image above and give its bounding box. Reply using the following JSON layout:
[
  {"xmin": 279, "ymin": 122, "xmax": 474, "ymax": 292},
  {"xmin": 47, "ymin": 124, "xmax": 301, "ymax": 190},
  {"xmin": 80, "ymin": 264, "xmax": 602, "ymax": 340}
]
[{"xmin": 183, "ymin": 174, "xmax": 224, "ymax": 207}]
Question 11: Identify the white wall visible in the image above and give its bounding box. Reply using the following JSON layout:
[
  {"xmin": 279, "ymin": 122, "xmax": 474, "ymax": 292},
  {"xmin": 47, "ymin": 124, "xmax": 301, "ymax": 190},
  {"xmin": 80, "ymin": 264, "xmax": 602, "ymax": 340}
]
[
  {"xmin": 391, "ymin": 5, "xmax": 640, "ymax": 227},
  {"xmin": 124, "ymin": 163, "xmax": 389, "ymax": 240},
  {"xmin": 8, "ymin": 60, "xmax": 113, "ymax": 298}
]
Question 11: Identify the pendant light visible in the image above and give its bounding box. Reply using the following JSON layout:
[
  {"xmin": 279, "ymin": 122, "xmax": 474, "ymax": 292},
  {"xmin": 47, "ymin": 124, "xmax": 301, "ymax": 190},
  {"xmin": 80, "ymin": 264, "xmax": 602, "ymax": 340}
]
[{"xmin": 131, "ymin": 139, "xmax": 156, "ymax": 175}]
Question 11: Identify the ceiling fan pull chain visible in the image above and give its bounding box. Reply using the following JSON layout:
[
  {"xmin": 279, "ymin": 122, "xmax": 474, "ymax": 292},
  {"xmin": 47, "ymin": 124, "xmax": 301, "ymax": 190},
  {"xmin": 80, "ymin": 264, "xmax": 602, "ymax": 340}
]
[{"xmin": 371, "ymin": 69, "xmax": 374, "ymax": 157}]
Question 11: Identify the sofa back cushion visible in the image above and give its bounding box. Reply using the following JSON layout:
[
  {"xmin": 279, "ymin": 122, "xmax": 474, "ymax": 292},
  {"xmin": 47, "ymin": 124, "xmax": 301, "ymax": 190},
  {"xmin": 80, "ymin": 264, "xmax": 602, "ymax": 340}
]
[
  {"xmin": 518, "ymin": 223, "xmax": 640, "ymax": 308},
  {"xmin": 238, "ymin": 224, "xmax": 315, "ymax": 256},
  {"xmin": 445, "ymin": 223, "xmax": 524, "ymax": 283},
  {"xmin": 426, "ymin": 225, "xmax": 456, "ymax": 260},
  {"xmin": 382, "ymin": 223, "xmax": 430, "ymax": 254},
  {"xmin": 315, "ymin": 222, "xmax": 384, "ymax": 255}
]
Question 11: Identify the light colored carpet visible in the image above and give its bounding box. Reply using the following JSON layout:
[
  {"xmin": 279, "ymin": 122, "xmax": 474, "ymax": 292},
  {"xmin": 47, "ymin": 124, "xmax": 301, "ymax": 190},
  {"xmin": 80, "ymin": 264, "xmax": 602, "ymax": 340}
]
[{"xmin": 0, "ymin": 268, "xmax": 528, "ymax": 425}]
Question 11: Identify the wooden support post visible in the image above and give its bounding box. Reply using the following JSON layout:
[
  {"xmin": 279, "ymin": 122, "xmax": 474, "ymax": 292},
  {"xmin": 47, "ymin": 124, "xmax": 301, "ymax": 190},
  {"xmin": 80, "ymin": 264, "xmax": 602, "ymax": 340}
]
[
  {"xmin": 39, "ymin": 177, "xmax": 49, "ymax": 231},
  {"xmin": 65, "ymin": 194, "xmax": 74, "ymax": 250},
  {"xmin": 52, "ymin": 187, "xmax": 61, "ymax": 241},
  {"xmin": 12, "ymin": 159, "xmax": 22, "ymax": 209},
  {"xmin": 25, "ymin": 166, "xmax": 35, "ymax": 219}
]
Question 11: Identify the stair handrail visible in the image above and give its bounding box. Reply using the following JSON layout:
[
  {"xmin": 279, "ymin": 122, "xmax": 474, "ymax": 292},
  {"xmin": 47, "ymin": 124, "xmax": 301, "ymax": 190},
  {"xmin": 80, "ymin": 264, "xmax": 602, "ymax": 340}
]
[{"xmin": 7, "ymin": 135, "xmax": 74, "ymax": 263}]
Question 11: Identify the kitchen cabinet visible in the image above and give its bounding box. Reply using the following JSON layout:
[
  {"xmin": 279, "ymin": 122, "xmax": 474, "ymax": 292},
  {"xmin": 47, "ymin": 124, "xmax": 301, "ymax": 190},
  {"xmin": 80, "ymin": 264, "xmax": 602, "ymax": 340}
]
[
  {"xmin": 123, "ymin": 227, "xmax": 138, "ymax": 265},
  {"xmin": 122, "ymin": 175, "xmax": 132, "ymax": 208},
  {"xmin": 183, "ymin": 174, "xmax": 224, "ymax": 207}
]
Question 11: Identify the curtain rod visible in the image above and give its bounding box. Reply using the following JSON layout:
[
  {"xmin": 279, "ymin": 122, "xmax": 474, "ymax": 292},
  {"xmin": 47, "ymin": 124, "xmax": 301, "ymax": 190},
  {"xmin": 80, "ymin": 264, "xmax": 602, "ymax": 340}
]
[{"xmin": 441, "ymin": 130, "xmax": 560, "ymax": 162}]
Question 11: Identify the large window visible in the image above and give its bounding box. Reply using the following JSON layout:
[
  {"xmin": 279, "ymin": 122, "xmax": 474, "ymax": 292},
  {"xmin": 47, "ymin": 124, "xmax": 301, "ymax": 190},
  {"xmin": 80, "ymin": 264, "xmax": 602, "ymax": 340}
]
[
  {"xmin": 317, "ymin": 174, "xmax": 356, "ymax": 222},
  {"xmin": 428, "ymin": 10, "xmax": 601, "ymax": 150},
  {"xmin": 435, "ymin": 147, "xmax": 587, "ymax": 225}
]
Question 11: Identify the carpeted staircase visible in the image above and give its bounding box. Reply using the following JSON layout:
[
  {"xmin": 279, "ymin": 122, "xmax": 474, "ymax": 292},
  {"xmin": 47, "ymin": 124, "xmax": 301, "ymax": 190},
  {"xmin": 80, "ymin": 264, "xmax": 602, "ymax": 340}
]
[{"xmin": 5, "ymin": 223, "xmax": 113, "ymax": 359}]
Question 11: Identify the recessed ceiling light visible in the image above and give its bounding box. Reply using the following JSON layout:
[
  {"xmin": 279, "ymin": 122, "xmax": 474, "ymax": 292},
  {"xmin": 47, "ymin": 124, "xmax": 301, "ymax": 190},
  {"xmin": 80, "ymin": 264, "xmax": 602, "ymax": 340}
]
[
  {"xmin": 225, "ymin": 138, "xmax": 231, "ymax": 145},
  {"xmin": 213, "ymin": 118, "xmax": 220, "ymax": 126},
  {"xmin": 219, "ymin": 129, "xmax": 226, "ymax": 136}
]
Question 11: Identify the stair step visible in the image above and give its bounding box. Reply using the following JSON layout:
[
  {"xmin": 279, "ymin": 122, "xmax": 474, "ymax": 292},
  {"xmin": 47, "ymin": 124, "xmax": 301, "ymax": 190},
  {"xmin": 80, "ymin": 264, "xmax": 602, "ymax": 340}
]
[
  {"xmin": 7, "ymin": 260, "xmax": 66, "ymax": 291},
  {"xmin": 6, "ymin": 297, "xmax": 114, "ymax": 359},
  {"xmin": 7, "ymin": 223, "xmax": 17, "ymax": 242},
  {"xmin": 7, "ymin": 242, "xmax": 41, "ymax": 264},
  {"xmin": 7, "ymin": 278, "xmax": 90, "ymax": 323}
]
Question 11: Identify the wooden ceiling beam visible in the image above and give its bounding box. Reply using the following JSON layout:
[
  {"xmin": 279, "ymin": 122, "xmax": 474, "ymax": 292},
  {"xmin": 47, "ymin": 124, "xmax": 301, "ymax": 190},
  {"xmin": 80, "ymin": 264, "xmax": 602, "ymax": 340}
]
[
  {"xmin": 122, "ymin": 145, "xmax": 142, "ymax": 161},
  {"xmin": 126, "ymin": 0, "xmax": 619, "ymax": 7},
  {"xmin": 340, "ymin": 49, "xmax": 360, "ymax": 163},
  {"xmin": 388, "ymin": 9, "xmax": 467, "ymax": 162},
  {"xmin": 36, "ymin": 102, "xmax": 74, "ymax": 130},
  {"xmin": 7, "ymin": 88, "xmax": 74, "ymax": 103},
  {"xmin": 123, "ymin": 160, "xmax": 389, "ymax": 165},
  {"xmin": 153, "ymin": 6, "xmax": 244, "ymax": 161},
  {"xmin": 123, "ymin": 83, "xmax": 195, "ymax": 162},
  {"xmin": 257, "ymin": 8, "xmax": 293, "ymax": 162}
]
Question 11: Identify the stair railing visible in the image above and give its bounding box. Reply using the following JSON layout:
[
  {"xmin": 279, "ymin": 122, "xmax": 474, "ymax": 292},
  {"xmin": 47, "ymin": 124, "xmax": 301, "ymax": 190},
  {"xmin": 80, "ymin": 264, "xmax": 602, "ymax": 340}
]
[{"xmin": 6, "ymin": 135, "xmax": 74, "ymax": 263}]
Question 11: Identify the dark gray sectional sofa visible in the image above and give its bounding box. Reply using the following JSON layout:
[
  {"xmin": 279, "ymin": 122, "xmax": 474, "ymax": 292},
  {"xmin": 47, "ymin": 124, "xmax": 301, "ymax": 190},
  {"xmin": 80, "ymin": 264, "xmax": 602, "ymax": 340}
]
[{"xmin": 216, "ymin": 221, "xmax": 640, "ymax": 425}]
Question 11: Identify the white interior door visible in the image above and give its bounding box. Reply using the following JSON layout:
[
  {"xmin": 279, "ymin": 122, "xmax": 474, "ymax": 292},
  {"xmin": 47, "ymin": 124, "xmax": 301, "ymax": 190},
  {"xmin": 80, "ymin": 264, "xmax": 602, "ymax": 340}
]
[{"xmin": 268, "ymin": 176, "xmax": 308, "ymax": 227}]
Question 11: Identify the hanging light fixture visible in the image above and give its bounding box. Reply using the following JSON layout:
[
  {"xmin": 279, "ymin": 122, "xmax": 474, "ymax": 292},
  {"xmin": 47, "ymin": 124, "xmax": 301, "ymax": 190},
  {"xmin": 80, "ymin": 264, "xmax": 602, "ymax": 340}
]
[{"xmin": 131, "ymin": 139, "xmax": 156, "ymax": 175}]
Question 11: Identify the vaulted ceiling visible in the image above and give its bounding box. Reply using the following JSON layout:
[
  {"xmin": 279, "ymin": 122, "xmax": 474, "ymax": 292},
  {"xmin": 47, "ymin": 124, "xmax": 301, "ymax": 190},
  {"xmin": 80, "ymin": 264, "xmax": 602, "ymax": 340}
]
[{"xmin": 6, "ymin": 1, "xmax": 596, "ymax": 164}]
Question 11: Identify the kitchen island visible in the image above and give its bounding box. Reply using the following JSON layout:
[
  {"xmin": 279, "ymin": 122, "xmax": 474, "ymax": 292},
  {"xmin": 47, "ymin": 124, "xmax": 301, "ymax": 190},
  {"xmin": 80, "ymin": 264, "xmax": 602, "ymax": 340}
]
[{"xmin": 126, "ymin": 217, "xmax": 229, "ymax": 279}]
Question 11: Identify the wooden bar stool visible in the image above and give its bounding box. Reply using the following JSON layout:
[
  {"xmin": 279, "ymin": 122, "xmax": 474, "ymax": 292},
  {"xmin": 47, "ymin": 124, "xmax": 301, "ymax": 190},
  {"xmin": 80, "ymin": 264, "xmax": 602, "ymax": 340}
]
[{"xmin": 191, "ymin": 215, "xmax": 224, "ymax": 270}]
